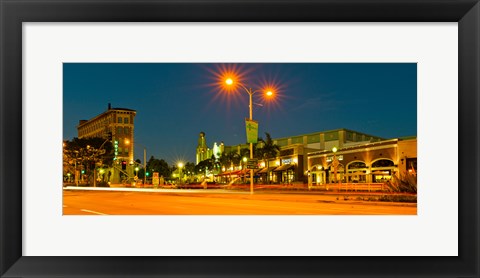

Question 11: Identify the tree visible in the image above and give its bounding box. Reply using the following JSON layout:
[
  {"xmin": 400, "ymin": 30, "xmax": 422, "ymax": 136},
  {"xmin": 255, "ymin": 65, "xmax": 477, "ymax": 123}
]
[
  {"xmin": 146, "ymin": 156, "xmax": 172, "ymax": 179},
  {"xmin": 218, "ymin": 151, "xmax": 243, "ymax": 181},
  {"xmin": 64, "ymin": 137, "xmax": 114, "ymax": 166},
  {"xmin": 63, "ymin": 137, "xmax": 114, "ymax": 185},
  {"xmin": 257, "ymin": 132, "xmax": 280, "ymax": 184},
  {"xmin": 194, "ymin": 155, "xmax": 216, "ymax": 179},
  {"xmin": 239, "ymin": 148, "xmax": 250, "ymax": 161},
  {"xmin": 183, "ymin": 162, "xmax": 196, "ymax": 182},
  {"xmin": 218, "ymin": 152, "xmax": 230, "ymax": 171},
  {"xmin": 210, "ymin": 154, "xmax": 221, "ymax": 174}
]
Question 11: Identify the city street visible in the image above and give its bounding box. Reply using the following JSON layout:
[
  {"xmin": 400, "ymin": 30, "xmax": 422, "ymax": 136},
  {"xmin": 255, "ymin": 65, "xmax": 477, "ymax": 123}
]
[{"xmin": 63, "ymin": 189, "xmax": 417, "ymax": 215}]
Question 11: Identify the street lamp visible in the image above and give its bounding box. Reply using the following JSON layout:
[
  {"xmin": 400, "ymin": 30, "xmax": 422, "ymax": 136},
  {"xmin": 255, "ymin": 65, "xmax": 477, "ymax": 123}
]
[
  {"xmin": 332, "ymin": 146, "xmax": 340, "ymax": 190},
  {"xmin": 177, "ymin": 162, "xmax": 184, "ymax": 184},
  {"xmin": 126, "ymin": 139, "xmax": 147, "ymax": 186},
  {"xmin": 225, "ymin": 78, "xmax": 274, "ymax": 194},
  {"xmin": 242, "ymin": 156, "xmax": 248, "ymax": 183}
]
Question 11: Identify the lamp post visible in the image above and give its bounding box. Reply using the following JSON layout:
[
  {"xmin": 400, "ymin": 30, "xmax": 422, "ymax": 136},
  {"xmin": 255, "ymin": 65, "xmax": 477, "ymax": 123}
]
[
  {"xmin": 332, "ymin": 146, "xmax": 341, "ymax": 191},
  {"xmin": 127, "ymin": 139, "xmax": 147, "ymax": 185},
  {"xmin": 135, "ymin": 166, "xmax": 139, "ymax": 180},
  {"xmin": 242, "ymin": 156, "xmax": 248, "ymax": 183},
  {"xmin": 177, "ymin": 162, "xmax": 184, "ymax": 184},
  {"xmin": 225, "ymin": 78, "xmax": 274, "ymax": 194}
]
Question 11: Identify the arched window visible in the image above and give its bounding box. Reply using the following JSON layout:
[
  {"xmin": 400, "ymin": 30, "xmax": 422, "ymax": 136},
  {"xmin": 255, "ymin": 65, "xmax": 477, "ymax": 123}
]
[
  {"xmin": 347, "ymin": 161, "xmax": 367, "ymax": 183},
  {"xmin": 348, "ymin": 161, "xmax": 367, "ymax": 169},
  {"xmin": 371, "ymin": 159, "xmax": 395, "ymax": 182},
  {"xmin": 372, "ymin": 159, "xmax": 394, "ymax": 167}
]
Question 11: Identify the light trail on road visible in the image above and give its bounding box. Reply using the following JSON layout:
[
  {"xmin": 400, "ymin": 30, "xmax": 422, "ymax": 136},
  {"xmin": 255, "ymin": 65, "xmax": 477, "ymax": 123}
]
[
  {"xmin": 80, "ymin": 209, "xmax": 108, "ymax": 215},
  {"xmin": 63, "ymin": 190, "xmax": 417, "ymax": 215}
]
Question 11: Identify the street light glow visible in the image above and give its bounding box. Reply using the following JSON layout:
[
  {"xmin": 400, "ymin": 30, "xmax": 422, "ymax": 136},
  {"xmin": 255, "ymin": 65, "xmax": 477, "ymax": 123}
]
[{"xmin": 211, "ymin": 66, "xmax": 285, "ymax": 194}]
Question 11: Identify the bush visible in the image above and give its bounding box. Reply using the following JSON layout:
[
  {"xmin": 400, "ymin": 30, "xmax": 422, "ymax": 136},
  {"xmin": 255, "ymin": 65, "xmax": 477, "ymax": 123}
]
[
  {"xmin": 96, "ymin": 181, "xmax": 110, "ymax": 187},
  {"xmin": 379, "ymin": 195, "xmax": 417, "ymax": 203},
  {"xmin": 385, "ymin": 172, "xmax": 417, "ymax": 193}
]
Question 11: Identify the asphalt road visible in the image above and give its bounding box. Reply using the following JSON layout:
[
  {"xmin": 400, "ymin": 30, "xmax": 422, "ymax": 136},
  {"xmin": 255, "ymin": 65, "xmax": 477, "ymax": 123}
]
[{"xmin": 63, "ymin": 190, "xmax": 417, "ymax": 215}]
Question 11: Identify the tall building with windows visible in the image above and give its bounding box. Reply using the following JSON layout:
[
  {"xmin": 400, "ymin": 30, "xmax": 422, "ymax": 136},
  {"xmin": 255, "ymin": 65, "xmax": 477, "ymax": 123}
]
[{"xmin": 77, "ymin": 103, "xmax": 136, "ymax": 183}]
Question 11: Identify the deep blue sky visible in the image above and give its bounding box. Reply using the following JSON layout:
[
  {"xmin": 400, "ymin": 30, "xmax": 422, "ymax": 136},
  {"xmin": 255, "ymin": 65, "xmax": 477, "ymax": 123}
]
[{"xmin": 63, "ymin": 63, "xmax": 417, "ymax": 165}]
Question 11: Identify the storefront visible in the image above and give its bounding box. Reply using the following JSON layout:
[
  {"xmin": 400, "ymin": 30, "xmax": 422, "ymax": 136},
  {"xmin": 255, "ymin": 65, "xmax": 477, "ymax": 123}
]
[
  {"xmin": 273, "ymin": 163, "xmax": 295, "ymax": 184},
  {"xmin": 307, "ymin": 138, "xmax": 417, "ymax": 186}
]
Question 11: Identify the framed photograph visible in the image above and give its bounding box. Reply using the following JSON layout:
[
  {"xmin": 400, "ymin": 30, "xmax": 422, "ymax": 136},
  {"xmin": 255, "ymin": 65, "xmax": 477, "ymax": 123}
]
[{"xmin": 1, "ymin": 0, "xmax": 478, "ymax": 277}]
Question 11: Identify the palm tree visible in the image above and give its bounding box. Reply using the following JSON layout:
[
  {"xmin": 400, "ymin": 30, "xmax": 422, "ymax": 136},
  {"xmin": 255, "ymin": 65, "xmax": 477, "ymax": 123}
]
[
  {"xmin": 195, "ymin": 155, "xmax": 216, "ymax": 181},
  {"xmin": 257, "ymin": 132, "xmax": 280, "ymax": 184},
  {"xmin": 210, "ymin": 154, "xmax": 221, "ymax": 175},
  {"xmin": 239, "ymin": 148, "xmax": 250, "ymax": 161},
  {"xmin": 218, "ymin": 152, "xmax": 230, "ymax": 171}
]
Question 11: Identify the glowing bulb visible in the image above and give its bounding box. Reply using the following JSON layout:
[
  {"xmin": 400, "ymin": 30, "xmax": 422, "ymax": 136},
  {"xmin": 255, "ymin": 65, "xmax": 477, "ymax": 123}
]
[
  {"xmin": 225, "ymin": 78, "xmax": 233, "ymax": 85},
  {"xmin": 266, "ymin": 91, "xmax": 273, "ymax": 97}
]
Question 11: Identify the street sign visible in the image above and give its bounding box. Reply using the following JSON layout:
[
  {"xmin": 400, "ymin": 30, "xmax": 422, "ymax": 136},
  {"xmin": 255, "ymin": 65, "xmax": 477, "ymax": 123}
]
[
  {"xmin": 247, "ymin": 159, "xmax": 258, "ymax": 165},
  {"xmin": 246, "ymin": 159, "xmax": 259, "ymax": 169}
]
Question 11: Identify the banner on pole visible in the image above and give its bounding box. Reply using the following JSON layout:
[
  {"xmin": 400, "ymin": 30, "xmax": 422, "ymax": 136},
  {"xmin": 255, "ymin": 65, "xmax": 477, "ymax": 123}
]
[{"xmin": 245, "ymin": 118, "xmax": 258, "ymax": 144}]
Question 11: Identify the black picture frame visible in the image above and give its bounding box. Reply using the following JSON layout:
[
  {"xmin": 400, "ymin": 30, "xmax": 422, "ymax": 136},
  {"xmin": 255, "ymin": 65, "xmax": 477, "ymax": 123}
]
[{"xmin": 1, "ymin": 0, "xmax": 478, "ymax": 277}]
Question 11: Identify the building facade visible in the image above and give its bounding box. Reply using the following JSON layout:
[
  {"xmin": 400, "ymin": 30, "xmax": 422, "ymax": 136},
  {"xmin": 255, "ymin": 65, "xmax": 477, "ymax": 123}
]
[
  {"xmin": 272, "ymin": 128, "xmax": 385, "ymax": 150},
  {"xmin": 195, "ymin": 129, "xmax": 416, "ymax": 185},
  {"xmin": 307, "ymin": 137, "xmax": 417, "ymax": 185},
  {"xmin": 77, "ymin": 103, "xmax": 137, "ymax": 183}
]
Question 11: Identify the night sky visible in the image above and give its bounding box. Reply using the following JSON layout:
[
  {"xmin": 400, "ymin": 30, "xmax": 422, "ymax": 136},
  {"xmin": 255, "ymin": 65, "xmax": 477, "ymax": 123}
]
[{"xmin": 63, "ymin": 63, "xmax": 417, "ymax": 165}]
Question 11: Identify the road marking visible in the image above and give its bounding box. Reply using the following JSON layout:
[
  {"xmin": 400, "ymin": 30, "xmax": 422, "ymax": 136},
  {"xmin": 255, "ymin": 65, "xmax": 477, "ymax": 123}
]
[{"xmin": 80, "ymin": 209, "xmax": 108, "ymax": 215}]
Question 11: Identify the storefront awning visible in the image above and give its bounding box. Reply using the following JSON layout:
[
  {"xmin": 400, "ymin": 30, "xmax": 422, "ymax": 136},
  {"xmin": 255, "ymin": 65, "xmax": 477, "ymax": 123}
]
[
  {"xmin": 273, "ymin": 164, "xmax": 294, "ymax": 172},
  {"xmin": 258, "ymin": 167, "xmax": 277, "ymax": 174}
]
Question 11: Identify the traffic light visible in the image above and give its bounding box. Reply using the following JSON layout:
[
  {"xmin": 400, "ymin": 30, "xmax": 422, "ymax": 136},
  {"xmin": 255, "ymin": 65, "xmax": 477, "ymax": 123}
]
[
  {"xmin": 146, "ymin": 172, "xmax": 149, "ymax": 177},
  {"xmin": 121, "ymin": 161, "xmax": 127, "ymax": 170},
  {"xmin": 81, "ymin": 169, "xmax": 85, "ymax": 174},
  {"xmin": 107, "ymin": 132, "xmax": 113, "ymax": 141}
]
